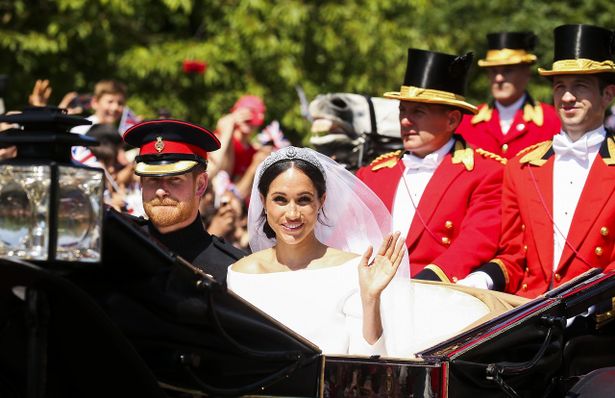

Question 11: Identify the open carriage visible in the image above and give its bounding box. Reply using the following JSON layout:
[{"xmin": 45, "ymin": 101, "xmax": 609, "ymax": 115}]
[
  {"xmin": 1, "ymin": 208, "xmax": 614, "ymax": 397},
  {"xmin": 1, "ymin": 107, "xmax": 614, "ymax": 397}
]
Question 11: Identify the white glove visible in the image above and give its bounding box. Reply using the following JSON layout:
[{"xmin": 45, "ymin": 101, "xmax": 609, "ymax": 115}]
[{"xmin": 456, "ymin": 272, "xmax": 494, "ymax": 290}]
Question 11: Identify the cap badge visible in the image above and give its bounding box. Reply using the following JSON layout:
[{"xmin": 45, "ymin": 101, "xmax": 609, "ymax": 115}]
[{"xmin": 155, "ymin": 136, "xmax": 165, "ymax": 153}]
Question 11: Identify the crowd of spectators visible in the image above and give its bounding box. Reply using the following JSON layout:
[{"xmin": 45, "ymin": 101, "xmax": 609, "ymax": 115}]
[
  {"xmin": 0, "ymin": 79, "xmax": 293, "ymax": 253},
  {"xmin": 2, "ymin": 48, "xmax": 615, "ymax": 262}
]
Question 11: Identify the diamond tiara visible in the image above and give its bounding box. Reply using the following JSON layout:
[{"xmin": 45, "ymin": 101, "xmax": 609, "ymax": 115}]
[{"xmin": 258, "ymin": 146, "xmax": 327, "ymax": 181}]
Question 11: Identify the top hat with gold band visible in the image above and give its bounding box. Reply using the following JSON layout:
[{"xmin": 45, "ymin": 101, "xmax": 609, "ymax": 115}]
[
  {"xmin": 478, "ymin": 32, "xmax": 537, "ymax": 67},
  {"xmin": 538, "ymin": 24, "xmax": 615, "ymax": 76},
  {"xmin": 384, "ymin": 49, "xmax": 477, "ymax": 114},
  {"xmin": 123, "ymin": 119, "xmax": 220, "ymax": 177}
]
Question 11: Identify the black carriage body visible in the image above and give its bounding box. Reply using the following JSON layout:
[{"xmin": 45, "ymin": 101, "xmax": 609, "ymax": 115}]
[{"xmin": 1, "ymin": 208, "xmax": 615, "ymax": 397}]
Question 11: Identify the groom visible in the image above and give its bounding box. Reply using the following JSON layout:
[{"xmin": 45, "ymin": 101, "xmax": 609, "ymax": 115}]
[{"xmin": 122, "ymin": 119, "xmax": 246, "ymax": 283}]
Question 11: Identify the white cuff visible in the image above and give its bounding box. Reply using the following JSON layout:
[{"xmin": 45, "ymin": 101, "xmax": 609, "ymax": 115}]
[{"xmin": 456, "ymin": 271, "xmax": 494, "ymax": 290}]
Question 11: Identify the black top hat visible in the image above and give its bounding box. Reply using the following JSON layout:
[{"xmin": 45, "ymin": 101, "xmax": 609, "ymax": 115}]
[
  {"xmin": 123, "ymin": 119, "xmax": 220, "ymax": 177},
  {"xmin": 478, "ymin": 32, "xmax": 538, "ymax": 67},
  {"xmin": 384, "ymin": 48, "xmax": 477, "ymax": 114},
  {"xmin": 539, "ymin": 24, "xmax": 615, "ymax": 76}
]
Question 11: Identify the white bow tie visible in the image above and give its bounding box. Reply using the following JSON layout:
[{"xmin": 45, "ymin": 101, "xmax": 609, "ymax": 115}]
[
  {"xmin": 552, "ymin": 133, "xmax": 603, "ymax": 162},
  {"xmin": 403, "ymin": 153, "xmax": 439, "ymax": 171}
]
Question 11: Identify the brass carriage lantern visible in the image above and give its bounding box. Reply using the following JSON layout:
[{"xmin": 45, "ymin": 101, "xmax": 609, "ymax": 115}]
[{"xmin": 0, "ymin": 107, "xmax": 104, "ymax": 265}]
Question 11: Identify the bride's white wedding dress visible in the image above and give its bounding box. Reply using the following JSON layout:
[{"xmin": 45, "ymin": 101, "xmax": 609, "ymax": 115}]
[{"xmin": 228, "ymin": 257, "xmax": 490, "ymax": 358}]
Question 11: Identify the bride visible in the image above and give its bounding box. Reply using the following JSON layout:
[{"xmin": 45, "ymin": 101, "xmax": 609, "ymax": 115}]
[{"xmin": 228, "ymin": 146, "xmax": 492, "ymax": 357}]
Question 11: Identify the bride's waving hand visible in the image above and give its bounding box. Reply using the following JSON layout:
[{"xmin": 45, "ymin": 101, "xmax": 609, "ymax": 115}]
[
  {"xmin": 359, "ymin": 232, "xmax": 405, "ymax": 300},
  {"xmin": 359, "ymin": 231, "xmax": 405, "ymax": 344}
]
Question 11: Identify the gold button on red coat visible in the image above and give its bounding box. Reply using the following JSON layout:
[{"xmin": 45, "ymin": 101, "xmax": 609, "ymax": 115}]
[
  {"xmin": 441, "ymin": 237, "xmax": 451, "ymax": 246},
  {"xmin": 595, "ymin": 247, "xmax": 604, "ymax": 256},
  {"xmin": 554, "ymin": 273, "xmax": 561, "ymax": 282},
  {"xmin": 522, "ymin": 283, "xmax": 528, "ymax": 291},
  {"xmin": 501, "ymin": 144, "xmax": 509, "ymax": 153},
  {"xmin": 600, "ymin": 227, "xmax": 609, "ymax": 237},
  {"xmin": 445, "ymin": 220, "xmax": 454, "ymax": 230},
  {"xmin": 452, "ymin": 276, "xmax": 458, "ymax": 283},
  {"xmin": 523, "ymin": 245, "xmax": 528, "ymax": 252}
]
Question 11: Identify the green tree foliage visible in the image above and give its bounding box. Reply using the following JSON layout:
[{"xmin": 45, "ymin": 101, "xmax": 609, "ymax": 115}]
[{"xmin": 1, "ymin": 0, "xmax": 614, "ymax": 142}]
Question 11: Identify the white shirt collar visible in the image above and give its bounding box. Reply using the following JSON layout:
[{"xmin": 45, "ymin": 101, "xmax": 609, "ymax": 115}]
[
  {"xmin": 403, "ymin": 138, "xmax": 455, "ymax": 171},
  {"xmin": 495, "ymin": 94, "xmax": 526, "ymax": 120},
  {"xmin": 558, "ymin": 125, "xmax": 606, "ymax": 147},
  {"xmin": 552, "ymin": 126, "xmax": 605, "ymax": 163}
]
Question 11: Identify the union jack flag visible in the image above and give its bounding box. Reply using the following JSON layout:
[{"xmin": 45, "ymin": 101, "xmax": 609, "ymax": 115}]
[
  {"xmin": 257, "ymin": 120, "xmax": 290, "ymax": 149},
  {"xmin": 71, "ymin": 146, "xmax": 102, "ymax": 168},
  {"xmin": 118, "ymin": 106, "xmax": 141, "ymax": 134}
]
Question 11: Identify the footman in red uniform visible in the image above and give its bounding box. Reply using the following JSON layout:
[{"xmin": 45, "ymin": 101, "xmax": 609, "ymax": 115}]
[
  {"xmin": 356, "ymin": 48, "xmax": 505, "ymax": 282},
  {"xmin": 457, "ymin": 31, "xmax": 560, "ymax": 158},
  {"xmin": 465, "ymin": 24, "xmax": 615, "ymax": 298}
]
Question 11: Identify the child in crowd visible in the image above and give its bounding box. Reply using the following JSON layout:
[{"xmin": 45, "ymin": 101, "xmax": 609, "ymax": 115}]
[{"xmin": 71, "ymin": 80, "xmax": 126, "ymax": 135}]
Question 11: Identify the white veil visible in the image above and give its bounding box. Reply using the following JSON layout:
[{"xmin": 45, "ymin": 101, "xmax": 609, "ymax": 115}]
[{"xmin": 247, "ymin": 146, "xmax": 410, "ymax": 278}]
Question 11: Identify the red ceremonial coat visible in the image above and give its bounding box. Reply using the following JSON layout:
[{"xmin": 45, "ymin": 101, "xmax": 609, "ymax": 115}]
[
  {"xmin": 457, "ymin": 95, "xmax": 560, "ymax": 159},
  {"xmin": 355, "ymin": 137, "xmax": 505, "ymax": 281},
  {"xmin": 487, "ymin": 133, "xmax": 615, "ymax": 298}
]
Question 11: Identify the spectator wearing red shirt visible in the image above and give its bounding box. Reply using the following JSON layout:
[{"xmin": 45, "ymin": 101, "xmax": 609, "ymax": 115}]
[{"xmin": 209, "ymin": 95, "xmax": 272, "ymax": 199}]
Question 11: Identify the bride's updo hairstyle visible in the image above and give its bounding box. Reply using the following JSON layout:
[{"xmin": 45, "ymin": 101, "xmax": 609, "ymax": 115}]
[{"xmin": 257, "ymin": 147, "xmax": 327, "ymax": 239}]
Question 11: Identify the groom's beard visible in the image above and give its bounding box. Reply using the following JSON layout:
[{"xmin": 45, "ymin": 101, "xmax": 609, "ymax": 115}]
[{"xmin": 144, "ymin": 196, "xmax": 197, "ymax": 229}]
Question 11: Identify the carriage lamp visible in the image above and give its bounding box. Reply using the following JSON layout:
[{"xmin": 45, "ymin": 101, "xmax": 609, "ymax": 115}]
[{"xmin": 0, "ymin": 107, "xmax": 103, "ymax": 265}]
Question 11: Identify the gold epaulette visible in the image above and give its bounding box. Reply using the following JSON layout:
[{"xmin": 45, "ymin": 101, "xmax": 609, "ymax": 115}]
[
  {"xmin": 604, "ymin": 135, "xmax": 615, "ymax": 166},
  {"xmin": 471, "ymin": 104, "xmax": 493, "ymax": 125},
  {"xmin": 475, "ymin": 148, "xmax": 507, "ymax": 165},
  {"xmin": 522, "ymin": 102, "xmax": 544, "ymax": 126},
  {"xmin": 451, "ymin": 140, "xmax": 474, "ymax": 171},
  {"xmin": 519, "ymin": 140, "xmax": 552, "ymax": 165},
  {"xmin": 370, "ymin": 150, "xmax": 402, "ymax": 171},
  {"xmin": 516, "ymin": 141, "xmax": 544, "ymax": 156}
]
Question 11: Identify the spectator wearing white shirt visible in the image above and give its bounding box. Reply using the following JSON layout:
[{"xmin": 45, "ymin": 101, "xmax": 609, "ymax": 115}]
[{"xmin": 71, "ymin": 80, "xmax": 126, "ymax": 135}]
